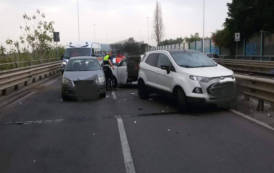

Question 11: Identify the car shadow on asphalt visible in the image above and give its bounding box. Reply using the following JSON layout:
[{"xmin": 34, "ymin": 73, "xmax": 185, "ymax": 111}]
[{"xmin": 145, "ymin": 94, "xmax": 225, "ymax": 116}]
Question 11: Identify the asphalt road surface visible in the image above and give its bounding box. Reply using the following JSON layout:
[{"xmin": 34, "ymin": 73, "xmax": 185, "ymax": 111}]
[{"xmin": 0, "ymin": 77, "xmax": 274, "ymax": 173}]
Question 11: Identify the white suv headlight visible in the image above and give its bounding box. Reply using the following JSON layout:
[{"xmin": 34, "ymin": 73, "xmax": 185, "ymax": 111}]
[{"xmin": 189, "ymin": 75, "xmax": 211, "ymax": 83}]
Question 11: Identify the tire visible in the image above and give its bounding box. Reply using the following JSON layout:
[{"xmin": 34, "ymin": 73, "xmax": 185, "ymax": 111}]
[
  {"xmin": 61, "ymin": 93, "xmax": 69, "ymax": 101},
  {"xmin": 100, "ymin": 92, "xmax": 106, "ymax": 98},
  {"xmin": 138, "ymin": 79, "xmax": 149, "ymax": 99},
  {"xmin": 112, "ymin": 77, "xmax": 118, "ymax": 88},
  {"xmin": 175, "ymin": 88, "xmax": 187, "ymax": 112}
]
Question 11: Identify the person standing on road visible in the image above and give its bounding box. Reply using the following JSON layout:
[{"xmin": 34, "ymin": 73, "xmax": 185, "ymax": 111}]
[
  {"xmin": 103, "ymin": 52, "xmax": 113, "ymax": 67},
  {"xmin": 103, "ymin": 52, "xmax": 115, "ymax": 90}
]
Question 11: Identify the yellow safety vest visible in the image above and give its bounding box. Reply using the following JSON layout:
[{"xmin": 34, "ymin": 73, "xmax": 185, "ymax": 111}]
[{"xmin": 104, "ymin": 55, "xmax": 110, "ymax": 61}]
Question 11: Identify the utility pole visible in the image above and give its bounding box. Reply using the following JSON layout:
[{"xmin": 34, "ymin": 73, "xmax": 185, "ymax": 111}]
[
  {"xmin": 260, "ymin": 30, "xmax": 264, "ymax": 60},
  {"xmin": 77, "ymin": 0, "xmax": 80, "ymax": 41},
  {"xmin": 93, "ymin": 24, "xmax": 96, "ymax": 42},
  {"xmin": 202, "ymin": 0, "xmax": 205, "ymax": 53},
  {"xmin": 146, "ymin": 17, "xmax": 150, "ymax": 45}
]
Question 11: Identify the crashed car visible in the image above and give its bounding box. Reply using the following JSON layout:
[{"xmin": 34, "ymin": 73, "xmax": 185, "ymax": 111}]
[
  {"xmin": 111, "ymin": 56, "xmax": 141, "ymax": 86},
  {"xmin": 138, "ymin": 50, "xmax": 237, "ymax": 110},
  {"xmin": 61, "ymin": 56, "xmax": 106, "ymax": 100}
]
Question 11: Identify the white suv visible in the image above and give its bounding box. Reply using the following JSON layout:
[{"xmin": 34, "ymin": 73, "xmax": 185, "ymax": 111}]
[{"xmin": 138, "ymin": 50, "xmax": 236, "ymax": 111}]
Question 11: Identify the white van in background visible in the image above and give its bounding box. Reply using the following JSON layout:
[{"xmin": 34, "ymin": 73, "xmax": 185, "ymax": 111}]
[{"xmin": 61, "ymin": 42, "xmax": 104, "ymax": 72}]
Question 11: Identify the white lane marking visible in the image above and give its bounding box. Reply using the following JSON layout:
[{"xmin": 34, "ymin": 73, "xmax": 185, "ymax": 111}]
[
  {"xmin": 230, "ymin": 109, "xmax": 274, "ymax": 131},
  {"xmin": 112, "ymin": 91, "xmax": 117, "ymax": 100},
  {"xmin": 4, "ymin": 119, "xmax": 64, "ymax": 125},
  {"xmin": 116, "ymin": 115, "xmax": 136, "ymax": 173}
]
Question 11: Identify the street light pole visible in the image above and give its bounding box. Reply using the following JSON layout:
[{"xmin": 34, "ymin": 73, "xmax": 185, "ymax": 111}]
[
  {"xmin": 93, "ymin": 24, "xmax": 96, "ymax": 42},
  {"xmin": 146, "ymin": 17, "xmax": 150, "ymax": 45},
  {"xmin": 202, "ymin": 0, "xmax": 205, "ymax": 53},
  {"xmin": 77, "ymin": 0, "xmax": 80, "ymax": 41}
]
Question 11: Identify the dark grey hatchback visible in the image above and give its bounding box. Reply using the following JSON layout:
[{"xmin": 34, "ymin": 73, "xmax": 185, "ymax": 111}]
[{"xmin": 61, "ymin": 56, "xmax": 106, "ymax": 100}]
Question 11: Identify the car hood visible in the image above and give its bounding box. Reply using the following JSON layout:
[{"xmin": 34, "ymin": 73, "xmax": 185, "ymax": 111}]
[
  {"xmin": 180, "ymin": 64, "xmax": 233, "ymax": 78},
  {"xmin": 63, "ymin": 71, "xmax": 103, "ymax": 81}
]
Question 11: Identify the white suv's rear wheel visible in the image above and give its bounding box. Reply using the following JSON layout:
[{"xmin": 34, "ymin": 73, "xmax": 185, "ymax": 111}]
[{"xmin": 138, "ymin": 79, "xmax": 149, "ymax": 99}]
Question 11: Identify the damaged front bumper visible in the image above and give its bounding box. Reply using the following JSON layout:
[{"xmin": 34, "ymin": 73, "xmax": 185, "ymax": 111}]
[{"xmin": 62, "ymin": 80, "xmax": 105, "ymax": 100}]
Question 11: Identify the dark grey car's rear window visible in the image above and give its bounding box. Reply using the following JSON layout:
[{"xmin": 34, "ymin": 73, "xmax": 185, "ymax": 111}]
[{"xmin": 65, "ymin": 59, "xmax": 101, "ymax": 71}]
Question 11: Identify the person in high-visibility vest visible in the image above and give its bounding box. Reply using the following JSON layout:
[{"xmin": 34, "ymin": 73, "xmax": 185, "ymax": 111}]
[
  {"xmin": 103, "ymin": 52, "xmax": 114, "ymax": 90},
  {"xmin": 103, "ymin": 53, "xmax": 111, "ymax": 65}
]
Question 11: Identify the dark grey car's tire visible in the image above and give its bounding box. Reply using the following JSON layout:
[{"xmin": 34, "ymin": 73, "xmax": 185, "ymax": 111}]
[
  {"xmin": 175, "ymin": 88, "xmax": 187, "ymax": 112},
  {"xmin": 138, "ymin": 79, "xmax": 149, "ymax": 99},
  {"xmin": 61, "ymin": 93, "xmax": 69, "ymax": 101},
  {"xmin": 100, "ymin": 92, "xmax": 106, "ymax": 98}
]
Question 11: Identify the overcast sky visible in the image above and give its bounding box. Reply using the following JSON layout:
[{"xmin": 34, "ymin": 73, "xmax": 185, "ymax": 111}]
[{"xmin": 0, "ymin": 0, "xmax": 231, "ymax": 46}]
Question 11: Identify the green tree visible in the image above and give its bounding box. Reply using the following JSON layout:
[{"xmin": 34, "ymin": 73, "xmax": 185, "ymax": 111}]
[
  {"xmin": 159, "ymin": 37, "xmax": 183, "ymax": 46},
  {"xmin": 20, "ymin": 10, "xmax": 55, "ymax": 57},
  {"xmin": 212, "ymin": 28, "xmax": 233, "ymax": 48},
  {"xmin": 154, "ymin": 1, "xmax": 164, "ymax": 45},
  {"xmin": 185, "ymin": 33, "xmax": 201, "ymax": 43},
  {"xmin": 0, "ymin": 45, "xmax": 6, "ymax": 56},
  {"xmin": 213, "ymin": 0, "xmax": 274, "ymax": 47}
]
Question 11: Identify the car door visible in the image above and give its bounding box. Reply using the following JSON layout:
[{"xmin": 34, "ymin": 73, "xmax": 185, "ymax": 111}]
[
  {"xmin": 117, "ymin": 60, "xmax": 128, "ymax": 85},
  {"xmin": 155, "ymin": 53, "xmax": 175, "ymax": 92},
  {"xmin": 143, "ymin": 53, "xmax": 159, "ymax": 87}
]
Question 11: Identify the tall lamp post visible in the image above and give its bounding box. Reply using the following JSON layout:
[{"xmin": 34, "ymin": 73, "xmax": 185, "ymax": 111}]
[
  {"xmin": 146, "ymin": 17, "xmax": 150, "ymax": 45},
  {"xmin": 93, "ymin": 24, "xmax": 96, "ymax": 42},
  {"xmin": 77, "ymin": 0, "xmax": 80, "ymax": 41},
  {"xmin": 202, "ymin": 0, "xmax": 205, "ymax": 53}
]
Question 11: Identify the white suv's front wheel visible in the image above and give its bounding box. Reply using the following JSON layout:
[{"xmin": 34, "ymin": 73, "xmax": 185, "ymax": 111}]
[
  {"xmin": 175, "ymin": 88, "xmax": 188, "ymax": 112},
  {"xmin": 138, "ymin": 79, "xmax": 149, "ymax": 99}
]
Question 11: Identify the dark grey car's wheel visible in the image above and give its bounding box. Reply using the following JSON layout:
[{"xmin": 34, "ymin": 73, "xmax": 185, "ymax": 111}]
[
  {"xmin": 61, "ymin": 93, "xmax": 69, "ymax": 101},
  {"xmin": 138, "ymin": 79, "xmax": 149, "ymax": 99},
  {"xmin": 100, "ymin": 92, "xmax": 106, "ymax": 98},
  {"xmin": 175, "ymin": 88, "xmax": 187, "ymax": 112}
]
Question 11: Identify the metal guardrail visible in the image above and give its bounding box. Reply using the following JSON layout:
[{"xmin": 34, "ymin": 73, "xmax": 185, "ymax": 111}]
[
  {"xmin": 214, "ymin": 58, "xmax": 274, "ymax": 75},
  {"xmin": 0, "ymin": 58, "xmax": 60, "ymax": 71},
  {"xmin": 0, "ymin": 61, "xmax": 61, "ymax": 96},
  {"xmin": 214, "ymin": 59, "xmax": 274, "ymax": 111},
  {"xmin": 235, "ymin": 74, "xmax": 274, "ymax": 111}
]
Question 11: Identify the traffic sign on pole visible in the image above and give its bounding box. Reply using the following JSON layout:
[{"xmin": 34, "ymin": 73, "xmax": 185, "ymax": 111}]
[
  {"xmin": 53, "ymin": 32, "xmax": 60, "ymax": 42},
  {"xmin": 235, "ymin": 33, "xmax": 240, "ymax": 42}
]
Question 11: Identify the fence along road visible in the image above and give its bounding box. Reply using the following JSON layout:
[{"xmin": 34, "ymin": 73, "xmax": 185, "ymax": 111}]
[
  {"xmin": 0, "ymin": 61, "xmax": 61, "ymax": 97},
  {"xmin": 215, "ymin": 58, "xmax": 274, "ymax": 76},
  {"xmin": 214, "ymin": 58, "xmax": 274, "ymax": 111}
]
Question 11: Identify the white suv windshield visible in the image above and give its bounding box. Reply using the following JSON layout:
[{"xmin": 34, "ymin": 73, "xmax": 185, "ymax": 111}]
[{"xmin": 170, "ymin": 51, "xmax": 217, "ymax": 68}]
